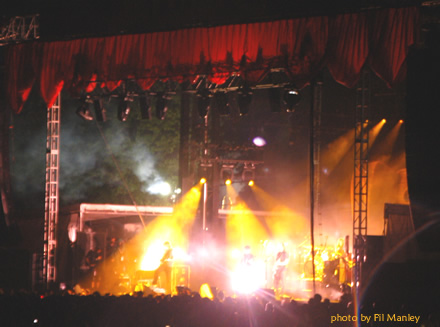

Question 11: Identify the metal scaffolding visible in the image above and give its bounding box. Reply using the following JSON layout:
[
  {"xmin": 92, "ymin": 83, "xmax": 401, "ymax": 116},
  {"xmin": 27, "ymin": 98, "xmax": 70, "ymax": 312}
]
[
  {"xmin": 312, "ymin": 78, "xmax": 323, "ymax": 241},
  {"xmin": 309, "ymin": 77, "xmax": 323, "ymax": 294},
  {"xmin": 353, "ymin": 69, "xmax": 370, "ymax": 291},
  {"xmin": 0, "ymin": 15, "xmax": 39, "ymax": 46},
  {"xmin": 43, "ymin": 94, "xmax": 61, "ymax": 287}
]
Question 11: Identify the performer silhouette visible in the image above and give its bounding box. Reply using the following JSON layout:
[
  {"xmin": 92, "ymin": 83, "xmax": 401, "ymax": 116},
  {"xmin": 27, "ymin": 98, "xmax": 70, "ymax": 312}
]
[
  {"xmin": 153, "ymin": 241, "xmax": 173, "ymax": 293},
  {"xmin": 273, "ymin": 243, "xmax": 289, "ymax": 292}
]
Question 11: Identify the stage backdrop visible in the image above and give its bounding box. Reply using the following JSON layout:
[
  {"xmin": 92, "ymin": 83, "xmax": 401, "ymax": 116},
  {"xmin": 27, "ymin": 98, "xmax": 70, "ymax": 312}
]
[{"xmin": 4, "ymin": 7, "xmax": 418, "ymax": 113}]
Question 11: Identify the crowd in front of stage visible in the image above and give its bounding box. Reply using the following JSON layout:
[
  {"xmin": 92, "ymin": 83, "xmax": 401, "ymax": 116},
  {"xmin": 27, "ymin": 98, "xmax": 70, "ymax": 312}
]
[{"xmin": 0, "ymin": 287, "xmax": 438, "ymax": 327}]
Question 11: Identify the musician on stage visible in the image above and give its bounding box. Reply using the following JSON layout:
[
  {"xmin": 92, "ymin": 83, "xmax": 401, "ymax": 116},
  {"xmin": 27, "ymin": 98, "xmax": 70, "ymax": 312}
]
[
  {"xmin": 273, "ymin": 242, "xmax": 289, "ymax": 292},
  {"xmin": 85, "ymin": 247, "xmax": 103, "ymax": 291},
  {"xmin": 152, "ymin": 241, "xmax": 174, "ymax": 293},
  {"xmin": 241, "ymin": 245, "xmax": 255, "ymax": 267}
]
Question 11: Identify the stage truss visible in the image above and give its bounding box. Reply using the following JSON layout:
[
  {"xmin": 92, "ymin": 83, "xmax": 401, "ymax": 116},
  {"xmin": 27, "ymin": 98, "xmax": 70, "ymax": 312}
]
[
  {"xmin": 353, "ymin": 69, "xmax": 370, "ymax": 291},
  {"xmin": 43, "ymin": 94, "xmax": 61, "ymax": 287}
]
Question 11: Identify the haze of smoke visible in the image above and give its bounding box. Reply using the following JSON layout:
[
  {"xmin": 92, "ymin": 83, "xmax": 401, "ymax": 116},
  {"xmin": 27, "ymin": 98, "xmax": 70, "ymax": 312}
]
[
  {"xmin": 11, "ymin": 126, "xmax": 46, "ymax": 198},
  {"xmin": 58, "ymin": 112, "xmax": 167, "ymax": 202},
  {"xmin": 127, "ymin": 142, "xmax": 168, "ymax": 194}
]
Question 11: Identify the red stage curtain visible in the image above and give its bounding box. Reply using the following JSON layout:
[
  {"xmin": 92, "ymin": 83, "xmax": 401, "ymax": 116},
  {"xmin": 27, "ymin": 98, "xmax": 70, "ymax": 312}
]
[
  {"xmin": 326, "ymin": 12, "xmax": 369, "ymax": 88},
  {"xmin": 368, "ymin": 7, "xmax": 419, "ymax": 86},
  {"xmin": 4, "ymin": 7, "xmax": 418, "ymax": 113}
]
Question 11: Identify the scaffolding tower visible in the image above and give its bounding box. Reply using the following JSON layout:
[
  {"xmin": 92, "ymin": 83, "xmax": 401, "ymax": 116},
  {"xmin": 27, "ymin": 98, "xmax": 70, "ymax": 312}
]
[
  {"xmin": 0, "ymin": 15, "xmax": 39, "ymax": 46},
  {"xmin": 42, "ymin": 94, "xmax": 61, "ymax": 287},
  {"xmin": 312, "ymin": 78, "xmax": 323, "ymax": 242},
  {"xmin": 353, "ymin": 69, "xmax": 370, "ymax": 291}
]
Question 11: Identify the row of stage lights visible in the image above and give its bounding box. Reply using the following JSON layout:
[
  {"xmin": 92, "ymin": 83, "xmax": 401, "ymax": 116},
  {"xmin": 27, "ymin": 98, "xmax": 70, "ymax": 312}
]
[
  {"xmin": 196, "ymin": 84, "xmax": 300, "ymax": 118},
  {"xmin": 76, "ymin": 91, "xmax": 170, "ymax": 122},
  {"xmin": 76, "ymin": 86, "xmax": 300, "ymax": 122},
  {"xmin": 199, "ymin": 177, "xmax": 255, "ymax": 187},
  {"xmin": 199, "ymin": 162, "xmax": 257, "ymax": 186},
  {"xmin": 364, "ymin": 118, "xmax": 404, "ymax": 124},
  {"xmin": 76, "ymin": 70, "xmax": 301, "ymax": 122}
]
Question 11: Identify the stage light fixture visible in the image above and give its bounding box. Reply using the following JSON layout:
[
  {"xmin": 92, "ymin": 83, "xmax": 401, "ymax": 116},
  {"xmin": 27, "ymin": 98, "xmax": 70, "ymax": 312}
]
[
  {"xmin": 118, "ymin": 96, "xmax": 132, "ymax": 121},
  {"xmin": 283, "ymin": 87, "xmax": 301, "ymax": 112},
  {"xmin": 197, "ymin": 88, "xmax": 212, "ymax": 118},
  {"xmin": 382, "ymin": 118, "xmax": 387, "ymax": 123},
  {"xmin": 221, "ymin": 166, "xmax": 234, "ymax": 184},
  {"xmin": 93, "ymin": 98, "xmax": 106, "ymax": 122},
  {"xmin": 213, "ymin": 91, "xmax": 230, "ymax": 116},
  {"xmin": 237, "ymin": 84, "xmax": 253, "ymax": 116},
  {"xmin": 225, "ymin": 179, "xmax": 232, "ymax": 185},
  {"xmin": 156, "ymin": 92, "xmax": 168, "ymax": 120},
  {"xmin": 200, "ymin": 177, "xmax": 207, "ymax": 184},
  {"xmin": 76, "ymin": 99, "xmax": 93, "ymax": 121},
  {"xmin": 253, "ymin": 136, "xmax": 267, "ymax": 147},
  {"xmin": 242, "ymin": 165, "xmax": 255, "ymax": 184},
  {"xmin": 248, "ymin": 180, "xmax": 255, "ymax": 187},
  {"xmin": 399, "ymin": 119, "xmax": 404, "ymax": 123},
  {"xmin": 139, "ymin": 94, "xmax": 152, "ymax": 120}
]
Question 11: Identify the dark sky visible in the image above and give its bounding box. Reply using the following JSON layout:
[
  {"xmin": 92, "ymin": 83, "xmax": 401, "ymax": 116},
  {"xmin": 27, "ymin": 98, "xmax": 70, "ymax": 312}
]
[{"xmin": 3, "ymin": 0, "xmax": 421, "ymax": 40}]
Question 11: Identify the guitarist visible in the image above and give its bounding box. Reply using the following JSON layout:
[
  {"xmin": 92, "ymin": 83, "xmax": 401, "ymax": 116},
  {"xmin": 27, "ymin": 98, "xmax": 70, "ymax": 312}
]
[
  {"xmin": 152, "ymin": 241, "xmax": 174, "ymax": 293},
  {"xmin": 273, "ymin": 243, "xmax": 289, "ymax": 292}
]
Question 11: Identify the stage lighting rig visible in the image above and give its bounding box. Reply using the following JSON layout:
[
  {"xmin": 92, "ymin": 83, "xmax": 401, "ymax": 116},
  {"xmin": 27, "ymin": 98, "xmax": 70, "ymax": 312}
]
[
  {"xmin": 257, "ymin": 68, "xmax": 291, "ymax": 88},
  {"xmin": 213, "ymin": 91, "xmax": 230, "ymax": 116},
  {"xmin": 93, "ymin": 98, "xmax": 106, "ymax": 122},
  {"xmin": 155, "ymin": 92, "xmax": 169, "ymax": 120},
  {"xmin": 196, "ymin": 88, "xmax": 212, "ymax": 118},
  {"xmin": 0, "ymin": 15, "xmax": 39, "ymax": 46},
  {"xmin": 138, "ymin": 94, "xmax": 152, "ymax": 120},
  {"xmin": 283, "ymin": 86, "xmax": 301, "ymax": 112},
  {"xmin": 76, "ymin": 97, "xmax": 94, "ymax": 121},
  {"xmin": 237, "ymin": 84, "xmax": 253, "ymax": 116},
  {"xmin": 269, "ymin": 87, "xmax": 282, "ymax": 113},
  {"xmin": 118, "ymin": 94, "xmax": 133, "ymax": 121},
  {"xmin": 221, "ymin": 164, "xmax": 235, "ymax": 184},
  {"xmin": 242, "ymin": 163, "xmax": 256, "ymax": 184}
]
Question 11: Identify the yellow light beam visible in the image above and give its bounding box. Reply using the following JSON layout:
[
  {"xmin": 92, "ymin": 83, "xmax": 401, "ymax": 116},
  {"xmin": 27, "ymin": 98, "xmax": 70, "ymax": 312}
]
[
  {"xmin": 372, "ymin": 121, "xmax": 402, "ymax": 157},
  {"xmin": 225, "ymin": 201, "xmax": 270, "ymax": 267},
  {"xmin": 250, "ymin": 184, "xmax": 308, "ymax": 240},
  {"xmin": 77, "ymin": 184, "xmax": 203, "ymax": 294},
  {"xmin": 321, "ymin": 128, "xmax": 355, "ymax": 175},
  {"xmin": 369, "ymin": 119, "xmax": 387, "ymax": 147},
  {"xmin": 139, "ymin": 185, "xmax": 202, "ymax": 270}
]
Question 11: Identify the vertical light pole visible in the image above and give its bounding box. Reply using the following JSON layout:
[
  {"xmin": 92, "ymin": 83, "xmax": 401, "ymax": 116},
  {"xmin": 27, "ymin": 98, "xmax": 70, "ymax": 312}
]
[
  {"xmin": 202, "ymin": 180, "xmax": 208, "ymax": 232},
  {"xmin": 200, "ymin": 97, "xmax": 211, "ymax": 242}
]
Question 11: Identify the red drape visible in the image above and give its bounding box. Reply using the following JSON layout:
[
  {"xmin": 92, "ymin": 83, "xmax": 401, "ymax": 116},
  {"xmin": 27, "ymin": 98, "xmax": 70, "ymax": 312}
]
[{"xmin": 4, "ymin": 7, "xmax": 418, "ymax": 113}]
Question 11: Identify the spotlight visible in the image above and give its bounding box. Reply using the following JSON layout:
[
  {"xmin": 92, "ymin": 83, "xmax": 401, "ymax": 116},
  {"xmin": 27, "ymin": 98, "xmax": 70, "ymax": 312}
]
[
  {"xmin": 197, "ymin": 88, "xmax": 212, "ymax": 118},
  {"xmin": 93, "ymin": 98, "xmax": 106, "ymax": 122},
  {"xmin": 248, "ymin": 180, "xmax": 255, "ymax": 187},
  {"xmin": 76, "ymin": 99, "xmax": 93, "ymax": 121},
  {"xmin": 382, "ymin": 118, "xmax": 387, "ymax": 123},
  {"xmin": 118, "ymin": 96, "xmax": 132, "ymax": 121},
  {"xmin": 399, "ymin": 119, "xmax": 404, "ymax": 124},
  {"xmin": 138, "ymin": 95, "xmax": 151, "ymax": 120},
  {"xmin": 253, "ymin": 136, "xmax": 267, "ymax": 147},
  {"xmin": 156, "ymin": 92, "xmax": 168, "ymax": 120},
  {"xmin": 242, "ymin": 165, "xmax": 255, "ymax": 184},
  {"xmin": 213, "ymin": 91, "xmax": 230, "ymax": 116},
  {"xmin": 237, "ymin": 84, "xmax": 253, "ymax": 116},
  {"xmin": 200, "ymin": 178, "xmax": 207, "ymax": 184},
  {"xmin": 221, "ymin": 165, "xmax": 234, "ymax": 185},
  {"xmin": 283, "ymin": 87, "xmax": 301, "ymax": 112}
]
